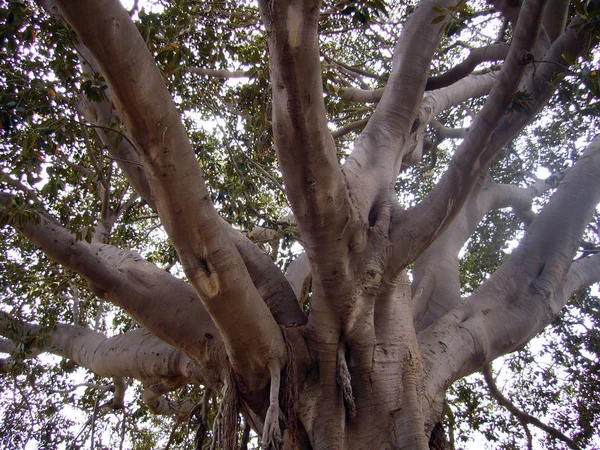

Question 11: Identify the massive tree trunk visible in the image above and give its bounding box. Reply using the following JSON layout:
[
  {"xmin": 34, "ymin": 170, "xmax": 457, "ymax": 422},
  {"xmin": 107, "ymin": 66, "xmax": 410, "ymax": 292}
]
[{"xmin": 2, "ymin": 0, "xmax": 600, "ymax": 448}]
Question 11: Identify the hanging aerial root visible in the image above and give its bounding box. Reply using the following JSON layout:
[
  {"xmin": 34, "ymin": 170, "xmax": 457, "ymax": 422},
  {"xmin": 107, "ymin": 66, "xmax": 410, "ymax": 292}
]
[
  {"xmin": 262, "ymin": 359, "xmax": 283, "ymax": 449},
  {"xmin": 141, "ymin": 384, "xmax": 195, "ymax": 419},
  {"xmin": 219, "ymin": 367, "xmax": 240, "ymax": 450},
  {"xmin": 207, "ymin": 368, "xmax": 240, "ymax": 450},
  {"xmin": 337, "ymin": 343, "xmax": 356, "ymax": 420},
  {"xmin": 189, "ymin": 387, "xmax": 212, "ymax": 450},
  {"xmin": 282, "ymin": 326, "xmax": 300, "ymax": 450}
]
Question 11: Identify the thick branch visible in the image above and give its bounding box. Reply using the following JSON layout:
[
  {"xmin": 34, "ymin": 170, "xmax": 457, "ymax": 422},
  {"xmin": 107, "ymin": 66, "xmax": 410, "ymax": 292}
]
[
  {"xmin": 227, "ymin": 225, "xmax": 307, "ymax": 326},
  {"xmin": 332, "ymin": 117, "xmax": 371, "ymax": 138},
  {"xmin": 0, "ymin": 312, "xmax": 206, "ymax": 385},
  {"xmin": 425, "ymin": 44, "xmax": 509, "ymax": 90},
  {"xmin": 55, "ymin": 0, "xmax": 285, "ymax": 388},
  {"xmin": 339, "ymin": 87, "xmax": 384, "ymax": 103},
  {"xmin": 412, "ymin": 175, "xmax": 550, "ymax": 331},
  {"xmin": 565, "ymin": 252, "xmax": 600, "ymax": 297},
  {"xmin": 420, "ymin": 135, "xmax": 600, "ymax": 401},
  {"xmin": 542, "ymin": 0, "xmax": 570, "ymax": 42},
  {"xmin": 344, "ymin": 0, "xmax": 456, "ymax": 218},
  {"xmin": 258, "ymin": 0, "xmax": 354, "ymax": 254},
  {"xmin": 0, "ymin": 198, "xmax": 229, "ymax": 371},
  {"xmin": 431, "ymin": 120, "xmax": 467, "ymax": 139},
  {"xmin": 285, "ymin": 252, "xmax": 311, "ymax": 302},
  {"xmin": 390, "ymin": 0, "xmax": 548, "ymax": 271},
  {"xmin": 419, "ymin": 72, "xmax": 496, "ymax": 126}
]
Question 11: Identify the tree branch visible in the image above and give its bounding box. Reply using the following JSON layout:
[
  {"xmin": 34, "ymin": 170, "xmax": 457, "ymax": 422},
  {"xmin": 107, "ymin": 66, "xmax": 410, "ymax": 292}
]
[
  {"xmin": 541, "ymin": 0, "xmax": 570, "ymax": 42},
  {"xmin": 322, "ymin": 53, "xmax": 384, "ymax": 82},
  {"xmin": 390, "ymin": 0, "xmax": 548, "ymax": 271},
  {"xmin": 420, "ymin": 135, "xmax": 600, "ymax": 401},
  {"xmin": 55, "ymin": 0, "xmax": 285, "ymax": 388},
  {"xmin": 407, "ymin": 12, "xmax": 599, "ymax": 269},
  {"xmin": 0, "ymin": 312, "xmax": 206, "ymax": 385},
  {"xmin": 412, "ymin": 174, "xmax": 551, "ymax": 331},
  {"xmin": 0, "ymin": 197, "xmax": 225, "ymax": 366},
  {"xmin": 257, "ymin": 0, "xmax": 354, "ymax": 256},
  {"xmin": 425, "ymin": 44, "xmax": 509, "ymax": 90},
  {"xmin": 339, "ymin": 87, "xmax": 384, "ymax": 103},
  {"xmin": 285, "ymin": 252, "xmax": 311, "ymax": 303},
  {"xmin": 343, "ymin": 0, "xmax": 457, "ymax": 219},
  {"xmin": 332, "ymin": 117, "xmax": 371, "ymax": 138},
  {"xmin": 78, "ymin": 39, "xmax": 304, "ymax": 326},
  {"xmin": 482, "ymin": 364, "xmax": 581, "ymax": 450},
  {"xmin": 419, "ymin": 72, "xmax": 496, "ymax": 126},
  {"xmin": 565, "ymin": 252, "xmax": 600, "ymax": 297},
  {"xmin": 142, "ymin": 385, "xmax": 196, "ymax": 418}
]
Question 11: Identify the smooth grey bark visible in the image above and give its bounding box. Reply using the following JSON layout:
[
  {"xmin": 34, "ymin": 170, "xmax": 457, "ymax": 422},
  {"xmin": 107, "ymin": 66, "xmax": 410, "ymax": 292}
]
[
  {"xmin": 391, "ymin": 16, "xmax": 544, "ymax": 275},
  {"xmin": 55, "ymin": 0, "xmax": 285, "ymax": 392},
  {"xmin": 412, "ymin": 175, "xmax": 553, "ymax": 331},
  {"xmin": 420, "ymin": 135, "xmax": 600, "ymax": 401}
]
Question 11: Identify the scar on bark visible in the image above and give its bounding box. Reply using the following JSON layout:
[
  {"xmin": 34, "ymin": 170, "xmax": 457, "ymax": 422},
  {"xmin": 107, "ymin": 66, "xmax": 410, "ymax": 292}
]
[
  {"xmin": 194, "ymin": 258, "xmax": 220, "ymax": 298},
  {"xmin": 337, "ymin": 342, "xmax": 356, "ymax": 420}
]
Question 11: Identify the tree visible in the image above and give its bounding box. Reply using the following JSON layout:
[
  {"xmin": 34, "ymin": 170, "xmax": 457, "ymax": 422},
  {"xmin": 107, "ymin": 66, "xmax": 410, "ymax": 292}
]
[{"xmin": 1, "ymin": 0, "xmax": 600, "ymax": 448}]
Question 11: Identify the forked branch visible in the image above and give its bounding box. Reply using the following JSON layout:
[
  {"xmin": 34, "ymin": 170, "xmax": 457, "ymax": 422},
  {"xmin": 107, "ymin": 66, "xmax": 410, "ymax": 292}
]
[
  {"xmin": 482, "ymin": 365, "xmax": 580, "ymax": 450},
  {"xmin": 390, "ymin": 0, "xmax": 549, "ymax": 270},
  {"xmin": 55, "ymin": 0, "xmax": 285, "ymax": 387},
  {"xmin": 257, "ymin": 0, "xmax": 353, "ymax": 254},
  {"xmin": 420, "ymin": 136, "xmax": 600, "ymax": 400}
]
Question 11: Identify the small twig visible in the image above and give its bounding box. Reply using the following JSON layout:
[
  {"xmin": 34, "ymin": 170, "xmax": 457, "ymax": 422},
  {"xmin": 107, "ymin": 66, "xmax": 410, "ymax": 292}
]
[
  {"xmin": 80, "ymin": 115, "xmax": 110, "ymax": 192},
  {"xmin": 67, "ymin": 118, "xmax": 139, "ymax": 153},
  {"xmin": 238, "ymin": 151, "xmax": 286, "ymax": 194},
  {"xmin": 164, "ymin": 422, "xmax": 180, "ymax": 450},
  {"xmin": 56, "ymin": 155, "xmax": 95, "ymax": 178},
  {"xmin": 0, "ymin": 171, "xmax": 43, "ymax": 204},
  {"xmin": 332, "ymin": 117, "xmax": 371, "ymax": 139}
]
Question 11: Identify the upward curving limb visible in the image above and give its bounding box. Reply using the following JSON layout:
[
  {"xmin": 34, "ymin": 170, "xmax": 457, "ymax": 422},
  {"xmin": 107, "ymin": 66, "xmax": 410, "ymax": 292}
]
[
  {"xmin": 425, "ymin": 44, "xmax": 509, "ymax": 91},
  {"xmin": 482, "ymin": 365, "xmax": 581, "ymax": 450},
  {"xmin": 412, "ymin": 175, "xmax": 554, "ymax": 331},
  {"xmin": 0, "ymin": 196, "xmax": 222, "ymax": 363},
  {"xmin": 257, "ymin": 0, "xmax": 353, "ymax": 253},
  {"xmin": 0, "ymin": 312, "xmax": 216, "ymax": 417},
  {"xmin": 419, "ymin": 135, "xmax": 600, "ymax": 402},
  {"xmin": 54, "ymin": 0, "xmax": 284, "ymax": 388},
  {"xmin": 389, "ymin": 0, "xmax": 549, "ymax": 271},
  {"xmin": 344, "ymin": 0, "xmax": 457, "ymax": 217}
]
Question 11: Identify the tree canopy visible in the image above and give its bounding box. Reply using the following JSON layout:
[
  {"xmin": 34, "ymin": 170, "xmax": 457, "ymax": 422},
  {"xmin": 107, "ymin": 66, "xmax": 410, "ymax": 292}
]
[{"xmin": 1, "ymin": 0, "xmax": 600, "ymax": 449}]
